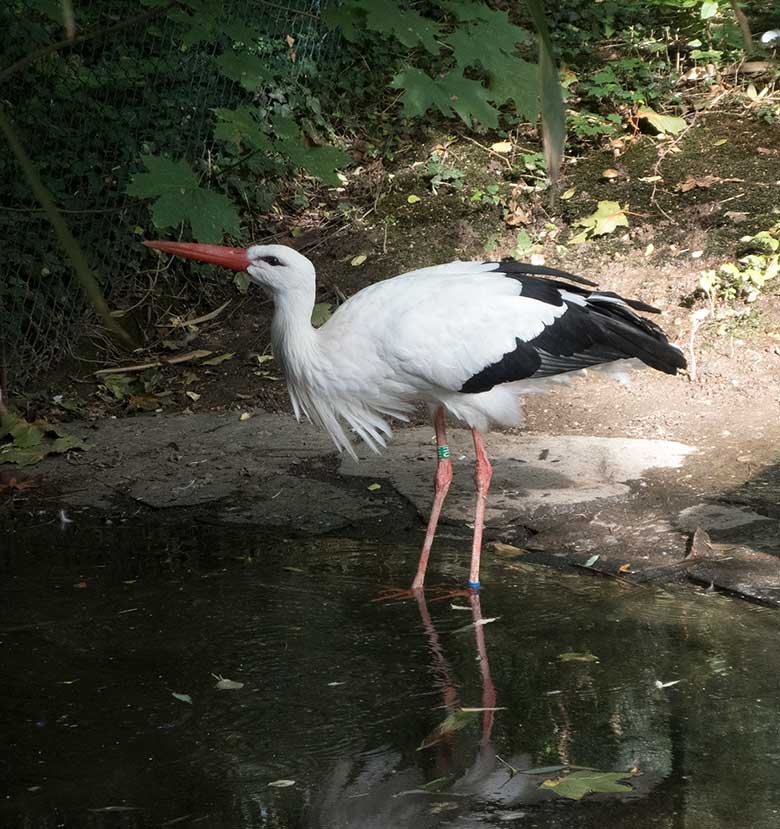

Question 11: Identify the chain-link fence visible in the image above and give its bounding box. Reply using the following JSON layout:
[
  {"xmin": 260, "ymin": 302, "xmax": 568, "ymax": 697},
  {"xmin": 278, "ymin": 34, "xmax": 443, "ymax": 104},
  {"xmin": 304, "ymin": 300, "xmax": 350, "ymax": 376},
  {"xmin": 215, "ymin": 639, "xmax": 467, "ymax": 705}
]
[{"xmin": 1, "ymin": 0, "xmax": 334, "ymax": 390}]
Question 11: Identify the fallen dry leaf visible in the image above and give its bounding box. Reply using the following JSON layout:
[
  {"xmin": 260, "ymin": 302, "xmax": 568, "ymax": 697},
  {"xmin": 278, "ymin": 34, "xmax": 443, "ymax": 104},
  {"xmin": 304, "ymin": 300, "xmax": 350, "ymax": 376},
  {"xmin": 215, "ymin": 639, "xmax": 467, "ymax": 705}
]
[
  {"xmin": 0, "ymin": 477, "xmax": 36, "ymax": 494},
  {"xmin": 490, "ymin": 140, "xmax": 513, "ymax": 153},
  {"xmin": 676, "ymin": 175, "xmax": 743, "ymax": 192}
]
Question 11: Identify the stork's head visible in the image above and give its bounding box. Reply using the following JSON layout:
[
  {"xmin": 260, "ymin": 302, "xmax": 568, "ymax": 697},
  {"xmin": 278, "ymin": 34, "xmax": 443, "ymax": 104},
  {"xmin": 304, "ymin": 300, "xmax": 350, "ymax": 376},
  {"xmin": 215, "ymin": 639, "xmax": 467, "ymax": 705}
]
[{"xmin": 143, "ymin": 240, "xmax": 315, "ymax": 295}]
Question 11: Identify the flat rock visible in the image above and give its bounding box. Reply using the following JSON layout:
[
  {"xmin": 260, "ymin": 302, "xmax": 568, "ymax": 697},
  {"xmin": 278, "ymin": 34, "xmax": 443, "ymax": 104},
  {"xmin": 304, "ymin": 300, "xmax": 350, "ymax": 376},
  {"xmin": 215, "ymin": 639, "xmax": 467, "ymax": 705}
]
[
  {"xmin": 687, "ymin": 550, "xmax": 780, "ymax": 607},
  {"xmin": 677, "ymin": 502, "xmax": 774, "ymax": 531},
  {"xmin": 340, "ymin": 430, "xmax": 695, "ymax": 523},
  {"xmin": 30, "ymin": 413, "xmax": 386, "ymax": 532}
]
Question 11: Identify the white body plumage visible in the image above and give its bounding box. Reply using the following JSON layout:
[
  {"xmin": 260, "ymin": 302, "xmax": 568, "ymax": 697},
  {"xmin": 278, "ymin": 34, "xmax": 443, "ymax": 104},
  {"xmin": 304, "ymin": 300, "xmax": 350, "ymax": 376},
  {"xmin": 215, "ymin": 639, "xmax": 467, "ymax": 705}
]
[
  {"xmin": 144, "ymin": 237, "xmax": 686, "ymax": 590},
  {"xmin": 254, "ymin": 246, "xmax": 684, "ymax": 459}
]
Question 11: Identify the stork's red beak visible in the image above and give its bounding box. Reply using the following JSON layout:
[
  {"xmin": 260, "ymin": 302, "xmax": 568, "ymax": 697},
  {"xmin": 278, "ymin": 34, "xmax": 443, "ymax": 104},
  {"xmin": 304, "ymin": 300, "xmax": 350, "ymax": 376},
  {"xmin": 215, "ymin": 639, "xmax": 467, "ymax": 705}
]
[{"xmin": 144, "ymin": 240, "xmax": 250, "ymax": 271}]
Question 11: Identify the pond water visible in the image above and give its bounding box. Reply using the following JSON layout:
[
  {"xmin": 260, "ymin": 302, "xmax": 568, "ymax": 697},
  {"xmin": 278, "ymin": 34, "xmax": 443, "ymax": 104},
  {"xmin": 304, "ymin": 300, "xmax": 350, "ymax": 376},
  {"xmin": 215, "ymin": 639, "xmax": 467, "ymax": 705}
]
[{"xmin": 3, "ymin": 520, "xmax": 780, "ymax": 828}]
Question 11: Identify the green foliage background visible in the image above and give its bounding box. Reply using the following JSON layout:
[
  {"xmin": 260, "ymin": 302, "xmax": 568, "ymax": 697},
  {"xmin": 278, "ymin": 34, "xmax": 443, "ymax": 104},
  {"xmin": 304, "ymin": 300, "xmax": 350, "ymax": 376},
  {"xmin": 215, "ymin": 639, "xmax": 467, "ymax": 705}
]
[{"xmin": 1, "ymin": 0, "xmax": 774, "ymax": 387}]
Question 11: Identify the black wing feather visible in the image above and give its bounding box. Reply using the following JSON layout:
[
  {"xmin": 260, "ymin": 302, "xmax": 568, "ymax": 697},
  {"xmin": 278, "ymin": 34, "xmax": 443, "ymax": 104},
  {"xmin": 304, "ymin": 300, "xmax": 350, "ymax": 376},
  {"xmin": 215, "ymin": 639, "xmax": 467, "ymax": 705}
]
[{"xmin": 460, "ymin": 273, "xmax": 686, "ymax": 394}]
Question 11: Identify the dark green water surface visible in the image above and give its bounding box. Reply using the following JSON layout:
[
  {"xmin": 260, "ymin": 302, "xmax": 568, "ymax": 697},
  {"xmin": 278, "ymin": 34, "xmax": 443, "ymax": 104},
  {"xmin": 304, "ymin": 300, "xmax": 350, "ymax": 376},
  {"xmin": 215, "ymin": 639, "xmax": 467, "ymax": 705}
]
[{"xmin": 2, "ymin": 520, "xmax": 780, "ymax": 827}]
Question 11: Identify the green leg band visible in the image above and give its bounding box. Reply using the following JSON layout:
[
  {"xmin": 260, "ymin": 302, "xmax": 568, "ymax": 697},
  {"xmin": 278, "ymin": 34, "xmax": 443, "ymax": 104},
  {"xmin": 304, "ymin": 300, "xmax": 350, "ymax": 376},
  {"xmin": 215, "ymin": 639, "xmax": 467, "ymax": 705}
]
[{"xmin": 437, "ymin": 445, "xmax": 450, "ymax": 460}]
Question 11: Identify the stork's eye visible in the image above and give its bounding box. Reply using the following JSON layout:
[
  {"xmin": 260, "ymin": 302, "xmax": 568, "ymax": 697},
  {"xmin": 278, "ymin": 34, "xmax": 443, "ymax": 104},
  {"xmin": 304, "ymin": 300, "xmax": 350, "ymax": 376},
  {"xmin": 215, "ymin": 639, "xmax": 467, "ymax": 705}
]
[{"xmin": 260, "ymin": 255, "xmax": 283, "ymax": 267}]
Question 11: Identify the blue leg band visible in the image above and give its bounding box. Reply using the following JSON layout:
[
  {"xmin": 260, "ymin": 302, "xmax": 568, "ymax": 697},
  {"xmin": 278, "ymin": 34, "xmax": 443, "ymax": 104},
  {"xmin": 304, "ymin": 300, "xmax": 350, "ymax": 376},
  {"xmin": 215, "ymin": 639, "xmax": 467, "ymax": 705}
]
[{"xmin": 468, "ymin": 581, "xmax": 481, "ymax": 590}]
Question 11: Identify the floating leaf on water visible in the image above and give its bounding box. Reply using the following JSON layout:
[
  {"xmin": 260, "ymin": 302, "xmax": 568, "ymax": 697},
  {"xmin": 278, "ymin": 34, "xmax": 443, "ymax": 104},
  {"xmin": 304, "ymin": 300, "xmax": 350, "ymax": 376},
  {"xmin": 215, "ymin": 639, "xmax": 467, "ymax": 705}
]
[
  {"xmin": 88, "ymin": 806, "xmax": 140, "ymax": 813},
  {"xmin": 350, "ymin": 254, "xmax": 367, "ymax": 266},
  {"xmin": 407, "ymin": 194, "xmax": 421, "ymax": 204},
  {"xmin": 268, "ymin": 779, "xmax": 296, "ymax": 788},
  {"xmin": 202, "ymin": 352, "xmax": 235, "ymax": 366},
  {"xmin": 654, "ymin": 679, "xmax": 682, "ymax": 689},
  {"xmin": 213, "ymin": 674, "xmax": 244, "ymax": 690},
  {"xmin": 453, "ymin": 616, "xmax": 500, "ymax": 634},
  {"xmin": 367, "ymin": 483, "xmax": 381, "ymax": 491},
  {"xmin": 493, "ymin": 542, "xmax": 526, "ymax": 556},
  {"xmin": 558, "ymin": 652, "xmax": 599, "ymax": 663},
  {"xmin": 540, "ymin": 769, "xmax": 634, "ymax": 800},
  {"xmin": 422, "ymin": 776, "xmax": 452, "ymax": 792},
  {"xmin": 172, "ymin": 692, "xmax": 193, "ymax": 705},
  {"xmin": 418, "ymin": 708, "xmax": 480, "ymax": 750}
]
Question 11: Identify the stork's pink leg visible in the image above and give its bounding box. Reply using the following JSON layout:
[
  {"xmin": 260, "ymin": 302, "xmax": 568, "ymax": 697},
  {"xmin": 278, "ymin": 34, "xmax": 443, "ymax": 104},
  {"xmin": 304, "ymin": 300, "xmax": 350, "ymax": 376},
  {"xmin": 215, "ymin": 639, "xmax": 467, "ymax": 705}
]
[
  {"xmin": 468, "ymin": 428, "xmax": 492, "ymax": 589},
  {"xmin": 412, "ymin": 406, "xmax": 452, "ymax": 591}
]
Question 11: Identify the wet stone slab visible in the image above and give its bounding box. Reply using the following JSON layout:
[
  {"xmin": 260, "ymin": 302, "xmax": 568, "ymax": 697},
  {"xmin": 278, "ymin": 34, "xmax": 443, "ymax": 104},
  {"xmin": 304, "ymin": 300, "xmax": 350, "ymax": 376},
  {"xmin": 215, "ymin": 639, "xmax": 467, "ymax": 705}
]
[
  {"xmin": 340, "ymin": 429, "xmax": 696, "ymax": 523},
  {"xmin": 687, "ymin": 549, "xmax": 780, "ymax": 607}
]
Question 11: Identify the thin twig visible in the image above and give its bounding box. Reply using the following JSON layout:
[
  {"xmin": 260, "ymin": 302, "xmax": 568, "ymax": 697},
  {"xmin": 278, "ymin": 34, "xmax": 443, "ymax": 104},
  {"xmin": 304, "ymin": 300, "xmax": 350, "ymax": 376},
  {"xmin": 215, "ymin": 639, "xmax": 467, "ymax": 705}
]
[
  {"xmin": 456, "ymin": 132, "xmax": 514, "ymax": 170},
  {"xmin": 157, "ymin": 300, "xmax": 232, "ymax": 329},
  {"xmin": 93, "ymin": 349, "xmax": 214, "ymax": 376}
]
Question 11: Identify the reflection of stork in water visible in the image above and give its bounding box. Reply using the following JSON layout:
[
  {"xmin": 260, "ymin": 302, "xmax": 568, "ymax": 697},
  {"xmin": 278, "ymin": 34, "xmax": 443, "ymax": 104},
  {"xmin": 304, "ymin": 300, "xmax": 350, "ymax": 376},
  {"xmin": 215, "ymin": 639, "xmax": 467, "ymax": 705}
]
[{"xmin": 310, "ymin": 592, "xmax": 538, "ymax": 827}]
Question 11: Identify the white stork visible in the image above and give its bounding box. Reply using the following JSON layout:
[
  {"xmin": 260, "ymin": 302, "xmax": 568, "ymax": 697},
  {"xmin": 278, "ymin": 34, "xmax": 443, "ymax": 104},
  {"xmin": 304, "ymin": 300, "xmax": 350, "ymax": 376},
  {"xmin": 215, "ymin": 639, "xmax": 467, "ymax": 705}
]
[{"xmin": 145, "ymin": 240, "xmax": 686, "ymax": 591}]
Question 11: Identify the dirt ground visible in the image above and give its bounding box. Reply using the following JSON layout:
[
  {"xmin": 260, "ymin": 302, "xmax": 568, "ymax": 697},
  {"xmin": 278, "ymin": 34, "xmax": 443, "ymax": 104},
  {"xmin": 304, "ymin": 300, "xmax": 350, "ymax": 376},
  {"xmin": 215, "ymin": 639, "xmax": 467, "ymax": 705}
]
[{"xmin": 4, "ymin": 112, "xmax": 780, "ymax": 603}]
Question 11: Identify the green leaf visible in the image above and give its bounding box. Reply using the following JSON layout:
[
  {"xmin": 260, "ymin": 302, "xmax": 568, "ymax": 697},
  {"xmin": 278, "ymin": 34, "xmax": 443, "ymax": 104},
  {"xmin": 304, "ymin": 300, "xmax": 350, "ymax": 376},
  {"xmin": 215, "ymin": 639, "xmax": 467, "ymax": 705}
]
[
  {"xmin": 0, "ymin": 413, "xmax": 87, "ymax": 467},
  {"xmin": 486, "ymin": 56, "xmax": 540, "ymax": 122},
  {"xmin": 637, "ymin": 107, "xmax": 686, "ymax": 135},
  {"xmin": 440, "ymin": 71, "xmax": 500, "ymax": 128},
  {"xmin": 540, "ymin": 770, "xmax": 634, "ymax": 800},
  {"xmin": 572, "ymin": 200, "xmax": 629, "ymax": 242},
  {"xmin": 216, "ymin": 51, "xmax": 274, "ymax": 91},
  {"xmin": 127, "ymin": 155, "xmax": 198, "ymax": 199},
  {"xmin": 311, "ymin": 302, "xmax": 333, "ymax": 328},
  {"xmin": 295, "ymin": 145, "xmax": 351, "ymax": 186},
  {"xmin": 362, "ymin": 0, "xmax": 440, "ymax": 53},
  {"xmin": 558, "ymin": 652, "xmax": 599, "ymax": 662},
  {"xmin": 321, "ymin": 4, "xmax": 363, "ymax": 40},
  {"xmin": 700, "ymin": 0, "xmax": 718, "ymax": 19},
  {"xmin": 183, "ymin": 189, "xmax": 241, "ymax": 244},
  {"xmin": 213, "ymin": 107, "xmax": 270, "ymax": 150},
  {"xmin": 128, "ymin": 156, "xmax": 240, "ymax": 244},
  {"xmin": 391, "ymin": 68, "xmax": 453, "ymax": 119},
  {"xmin": 444, "ymin": 5, "xmax": 529, "ymax": 56},
  {"xmin": 202, "ymin": 352, "xmax": 235, "ymax": 366},
  {"xmin": 418, "ymin": 708, "xmax": 480, "ymax": 750}
]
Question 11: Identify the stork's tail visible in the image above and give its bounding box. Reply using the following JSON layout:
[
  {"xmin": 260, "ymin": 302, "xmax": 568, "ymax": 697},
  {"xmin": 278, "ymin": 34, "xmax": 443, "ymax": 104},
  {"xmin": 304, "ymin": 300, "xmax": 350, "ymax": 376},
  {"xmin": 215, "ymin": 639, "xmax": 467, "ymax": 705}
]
[{"xmin": 585, "ymin": 292, "xmax": 687, "ymax": 375}]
